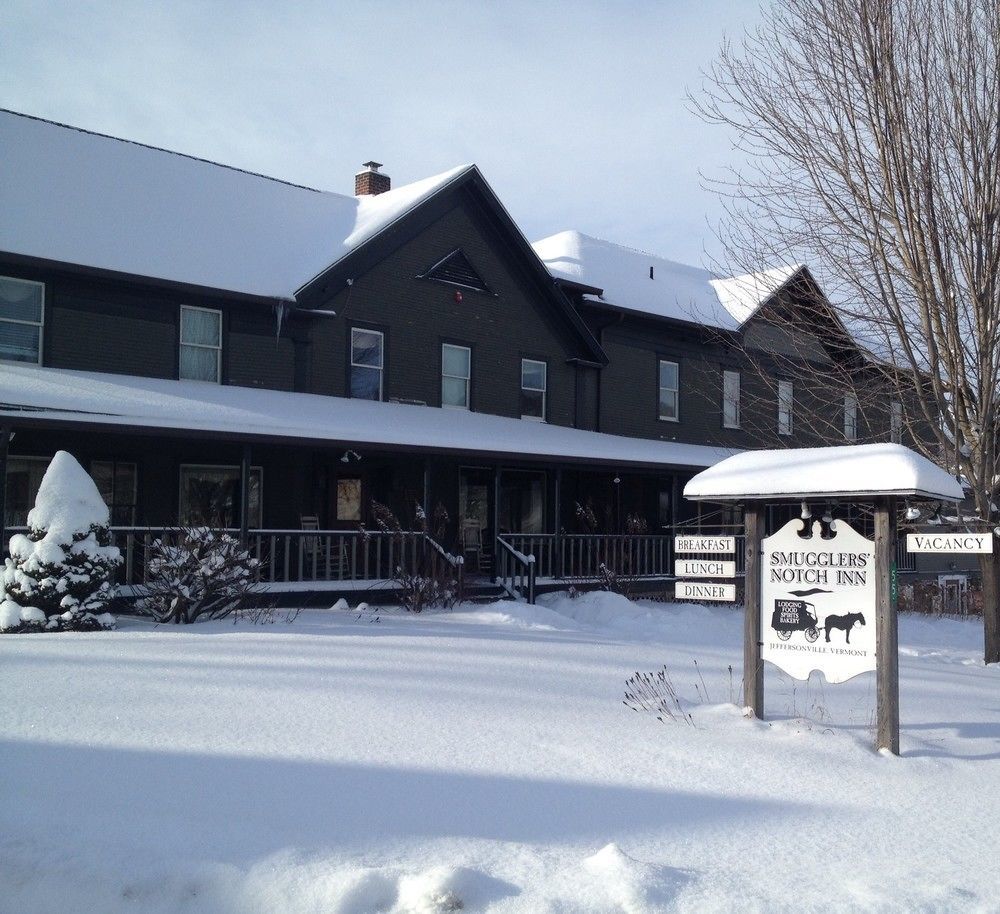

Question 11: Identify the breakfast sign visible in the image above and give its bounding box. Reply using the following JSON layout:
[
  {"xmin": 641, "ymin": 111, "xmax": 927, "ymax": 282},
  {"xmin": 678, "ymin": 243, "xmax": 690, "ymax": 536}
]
[
  {"xmin": 674, "ymin": 535, "xmax": 737, "ymax": 602},
  {"xmin": 761, "ymin": 519, "xmax": 876, "ymax": 683}
]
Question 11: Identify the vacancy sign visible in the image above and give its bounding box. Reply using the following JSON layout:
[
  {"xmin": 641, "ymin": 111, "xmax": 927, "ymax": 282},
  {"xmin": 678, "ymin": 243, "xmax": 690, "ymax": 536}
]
[
  {"xmin": 906, "ymin": 533, "xmax": 993, "ymax": 554},
  {"xmin": 675, "ymin": 559, "xmax": 736, "ymax": 578}
]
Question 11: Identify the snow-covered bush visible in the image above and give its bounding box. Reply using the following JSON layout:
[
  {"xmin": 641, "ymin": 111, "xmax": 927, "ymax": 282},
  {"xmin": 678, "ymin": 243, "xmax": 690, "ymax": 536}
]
[
  {"xmin": 362, "ymin": 500, "xmax": 461, "ymax": 612},
  {"xmin": 139, "ymin": 527, "xmax": 262, "ymax": 624},
  {"xmin": 1, "ymin": 451, "xmax": 121, "ymax": 633}
]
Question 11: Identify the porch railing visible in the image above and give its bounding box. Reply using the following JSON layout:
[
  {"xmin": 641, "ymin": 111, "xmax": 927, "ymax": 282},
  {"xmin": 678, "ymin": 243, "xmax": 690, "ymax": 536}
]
[
  {"xmin": 3, "ymin": 527, "xmax": 464, "ymax": 592},
  {"xmin": 495, "ymin": 536, "xmax": 536, "ymax": 603}
]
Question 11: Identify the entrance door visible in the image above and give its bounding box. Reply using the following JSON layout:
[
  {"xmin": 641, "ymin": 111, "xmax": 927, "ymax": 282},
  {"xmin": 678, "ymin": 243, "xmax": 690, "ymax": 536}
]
[
  {"xmin": 499, "ymin": 470, "xmax": 546, "ymax": 534},
  {"xmin": 459, "ymin": 467, "xmax": 494, "ymax": 570},
  {"xmin": 939, "ymin": 575, "xmax": 968, "ymax": 614}
]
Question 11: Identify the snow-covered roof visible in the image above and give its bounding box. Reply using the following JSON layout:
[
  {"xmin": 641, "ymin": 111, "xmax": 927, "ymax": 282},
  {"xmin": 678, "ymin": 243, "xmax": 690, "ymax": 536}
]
[
  {"xmin": 684, "ymin": 443, "xmax": 964, "ymax": 502},
  {"xmin": 0, "ymin": 109, "xmax": 473, "ymax": 299},
  {"xmin": 0, "ymin": 364, "xmax": 736, "ymax": 470},
  {"xmin": 532, "ymin": 230, "xmax": 801, "ymax": 331}
]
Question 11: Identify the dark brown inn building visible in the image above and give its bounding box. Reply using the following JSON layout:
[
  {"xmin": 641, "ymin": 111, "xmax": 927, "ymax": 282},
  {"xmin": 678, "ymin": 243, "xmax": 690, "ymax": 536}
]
[{"xmin": 0, "ymin": 110, "xmax": 965, "ymax": 602}]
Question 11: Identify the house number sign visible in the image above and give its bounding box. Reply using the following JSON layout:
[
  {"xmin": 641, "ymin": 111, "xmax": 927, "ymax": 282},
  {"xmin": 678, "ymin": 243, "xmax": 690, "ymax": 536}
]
[{"xmin": 761, "ymin": 518, "xmax": 877, "ymax": 683}]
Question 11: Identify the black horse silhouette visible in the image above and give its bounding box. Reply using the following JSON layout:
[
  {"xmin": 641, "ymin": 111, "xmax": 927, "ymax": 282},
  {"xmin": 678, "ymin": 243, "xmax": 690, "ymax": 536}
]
[{"xmin": 823, "ymin": 612, "xmax": 866, "ymax": 643}]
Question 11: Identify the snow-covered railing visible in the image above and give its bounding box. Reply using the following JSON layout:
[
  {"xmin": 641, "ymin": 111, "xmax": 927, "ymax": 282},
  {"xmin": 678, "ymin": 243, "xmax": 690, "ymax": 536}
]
[
  {"xmin": 501, "ymin": 533, "xmax": 681, "ymax": 581},
  {"xmin": 0, "ymin": 527, "xmax": 462, "ymax": 590},
  {"xmin": 495, "ymin": 536, "xmax": 536, "ymax": 603}
]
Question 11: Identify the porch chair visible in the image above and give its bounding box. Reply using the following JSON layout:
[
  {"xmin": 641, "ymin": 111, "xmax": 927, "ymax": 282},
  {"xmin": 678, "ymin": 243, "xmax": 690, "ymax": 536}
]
[
  {"xmin": 299, "ymin": 515, "xmax": 344, "ymax": 580},
  {"xmin": 461, "ymin": 521, "xmax": 483, "ymax": 573}
]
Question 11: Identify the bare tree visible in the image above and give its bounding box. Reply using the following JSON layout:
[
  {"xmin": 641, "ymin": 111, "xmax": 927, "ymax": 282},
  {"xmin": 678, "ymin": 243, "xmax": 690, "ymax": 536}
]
[{"xmin": 693, "ymin": 0, "xmax": 1000, "ymax": 661}]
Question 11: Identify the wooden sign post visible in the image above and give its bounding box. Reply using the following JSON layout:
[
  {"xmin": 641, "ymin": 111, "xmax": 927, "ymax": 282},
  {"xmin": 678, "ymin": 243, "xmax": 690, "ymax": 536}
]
[
  {"xmin": 743, "ymin": 505, "xmax": 764, "ymax": 718},
  {"xmin": 874, "ymin": 496, "xmax": 899, "ymax": 754}
]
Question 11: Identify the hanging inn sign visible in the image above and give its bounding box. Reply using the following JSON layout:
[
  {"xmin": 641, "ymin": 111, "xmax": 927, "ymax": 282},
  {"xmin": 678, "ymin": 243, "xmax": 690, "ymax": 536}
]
[
  {"xmin": 762, "ymin": 519, "xmax": 876, "ymax": 683},
  {"xmin": 683, "ymin": 443, "xmax": 966, "ymax": 755}
]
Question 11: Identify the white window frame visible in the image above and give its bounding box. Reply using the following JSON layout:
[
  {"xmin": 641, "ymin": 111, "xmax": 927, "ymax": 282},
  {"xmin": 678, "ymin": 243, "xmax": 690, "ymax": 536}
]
[
  {"xmin": 179, "ymin": 305, "xmax": 222, "ymax": 383},
  {"xmin": 0, "ymin": 275, "xmax": 44, "ymax": 366},
  {"xmin": 890, "ymin": 400, "xmax": 903, "ymax": 443},
  {"xmin": 658, "ymin": 359, "xmax": 680, "ymax": 422},
  {"xmin": 722, "ymin": 369, "xmax": 741, "ymax": 429},
  {"xmin": 441, "ymin": 343, "xmax": 471, "ymax": 410},
  {"xmin": 350, "ymin": 327, "xmax": 384, "ymax": 401},
  {"xmin": 178, "ymin": 463, "xmax": 263, "ymax": 529},
  {"xmin": 844, "ymin": 393, "xmax": 858, "ymax": 441},
  {"xmin": 520, "ymin": 358, "xmax": 547, "ymax": 421},
  {"xmin": 777, "ymin": 379, "xmax": 794, "ymax": 436}
]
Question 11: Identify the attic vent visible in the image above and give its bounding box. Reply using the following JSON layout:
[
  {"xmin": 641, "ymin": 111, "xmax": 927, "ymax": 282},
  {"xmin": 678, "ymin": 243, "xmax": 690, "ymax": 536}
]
[{"xmin": 419, "ymin": 248, "xmax": 492, "ymax": 294}]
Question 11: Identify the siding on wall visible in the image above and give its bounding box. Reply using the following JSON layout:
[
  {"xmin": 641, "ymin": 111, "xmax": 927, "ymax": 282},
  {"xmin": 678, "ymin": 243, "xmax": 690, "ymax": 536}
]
[{"xmin": 305, "ymin": 203, "xmax": 585, "ymax": 426}]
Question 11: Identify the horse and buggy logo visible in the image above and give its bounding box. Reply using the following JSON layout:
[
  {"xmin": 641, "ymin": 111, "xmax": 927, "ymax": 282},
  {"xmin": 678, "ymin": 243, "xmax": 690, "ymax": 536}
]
[{"xmin": 770, "ymin": 596, "xmax": 867, "ymax": 644}]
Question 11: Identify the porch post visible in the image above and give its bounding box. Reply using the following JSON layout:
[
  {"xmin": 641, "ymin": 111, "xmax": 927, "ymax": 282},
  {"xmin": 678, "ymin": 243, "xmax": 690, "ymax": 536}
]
[
  {"xmin": 492, "ymin": 467, "xmax": 501, "ymax": 549},
  {"xmin": 554, "ymin": 467, "xmax": 563, "ymax": 577},
  {"xmin": 0, "ymin": 425, "xmax": 11, "ymax": 551},
  {"xmin": 875, "ymin": 495, "xmax": 900, "ymax": 754},
  {"xmin": 239, "ymin": 442, "xmax": 252, "ymax": 545},
  {"xmin": 743, "ymin": 503, "xmax": 765, "ymax": 718},
  {"xmin": 423, "ymin": 460, "xmax": 431, "ymax": 516}
]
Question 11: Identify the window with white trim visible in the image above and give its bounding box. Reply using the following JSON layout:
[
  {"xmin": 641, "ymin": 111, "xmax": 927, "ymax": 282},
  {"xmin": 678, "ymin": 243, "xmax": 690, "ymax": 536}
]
[
  {"xmin": 658, "ymin": 359, "xmax": 679, "ymax": 421},
  {"xmin": 890, "ymin": 400, "xmax": 903, "ymax": 443},
  {"xmin": 350, "ymin": 327, "xmax": 384, "ymax": 400},
  {"xmin": 723, "ymin": 369, "xmax": 741, "ymax": 428},
  {"xmin": 521, "ymin": 358, "xmax": 547, "ymax": 420},
  {"xmin": 179, "ymin": 306, "xmax": 222, "ymax": 383},
  {"xmin": 844, "ymin": 393, "xmax": 858, "ymax": 441},
  {"xmin": 0, "ymin": 276, "xmax": 44, "ymax": 364},
  {"xmin": 777, "ymin": 379, "xmax": 793, "ymax": 435},
  {"xmin": 442, "ymin": 343, "xmax": 471, "ymax": 409}
]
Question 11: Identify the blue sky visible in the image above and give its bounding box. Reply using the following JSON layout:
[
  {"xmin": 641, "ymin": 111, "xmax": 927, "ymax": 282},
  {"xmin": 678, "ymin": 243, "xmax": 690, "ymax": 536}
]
[{"xmin": 2, "ymin": 1, "xmax": 761, "ymax": 267}]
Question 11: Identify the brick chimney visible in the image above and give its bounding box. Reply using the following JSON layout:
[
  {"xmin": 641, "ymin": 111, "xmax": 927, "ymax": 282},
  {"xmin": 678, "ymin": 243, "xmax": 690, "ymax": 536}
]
[{"xmin": 355, "ymin": 161, "xmax": 391, "ymax": 196}]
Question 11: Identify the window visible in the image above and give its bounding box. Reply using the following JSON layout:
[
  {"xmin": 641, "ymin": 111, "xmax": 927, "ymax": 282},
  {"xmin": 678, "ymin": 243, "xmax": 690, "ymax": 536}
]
[
  {"xmin": 179, "ymin": 306, "xmax": 222, "ymax": 383},
  {"xmin": 891, "ymin": 400, "xmax": 903, "ymax": 443},
  {"xmin": 521, "ymin": 358, "xmax": 547, "ymax": 420},
  {"xmin": 844, "ymin": 393, "xmax": 858, "ymax": 441},
  {"xmin": 723, "ymin": 369, "xmax": 741, "ymax": 429},
  {"xmin": 179, "ymin": 464, "xmax": 262, "ymax": 528},
  {"xmin": 336, "ymin": 478, "xmax": 362, "ymax": 522},
  {"xmin": 4, "ymin": 456, "xmax": 48, "ymax": 527},
  {"xmin": 0, "ymin": 276, "xmax": 44, "ymax": 364},
  {"xmin": 350, "ymin": 327, "xmax": 384, "ymax": 400},
  {"xmin": 442, "ymin": 343, "xmax": 471, "ymax": 409},
  {"xmin": 91, "ymin": 460, "xmax": 138, "ymax": 526},
  {"xmin": 777, "ymin": 379, "xmax": 793, "ymax": 435},
  {"xmin": 658, "ymin": 360, "xmax": 679, "ymax": 421}
]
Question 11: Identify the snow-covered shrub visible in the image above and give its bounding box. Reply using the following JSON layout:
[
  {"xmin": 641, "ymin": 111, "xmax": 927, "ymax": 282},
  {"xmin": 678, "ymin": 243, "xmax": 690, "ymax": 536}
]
[
  {"xmin": 1, "ymin": 451, "xmax": 121, "ymax": 633},
  {"xmin": 361, "ymin": 501, "xmax": 461, "ymax": 612},
  {"xmin": 139, "ymin": 527, "xmax": 262, "ymax": 624}
]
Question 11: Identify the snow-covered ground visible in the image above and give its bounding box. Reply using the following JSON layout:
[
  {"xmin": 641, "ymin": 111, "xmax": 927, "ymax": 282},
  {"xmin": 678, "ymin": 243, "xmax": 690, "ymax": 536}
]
[{"xmin": 2, "ymin": 593, "xmax": 998, "ymax": 913}]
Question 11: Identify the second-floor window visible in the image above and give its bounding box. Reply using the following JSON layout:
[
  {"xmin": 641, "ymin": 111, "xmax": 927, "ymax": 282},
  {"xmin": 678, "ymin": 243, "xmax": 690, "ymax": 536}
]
[
  {"xmin": 890, "ymin": 400, "xmax": 903, "ymax": 443},
  {"xmin": 350, "ymin": 327, "xmax": 384, "ymax": 400},
  {"xmin": 0, "ymin": 275, "xmax": 44, "ymax": 365},
  {"xmin": 723, "ymin": 369, "xmax": 741, "ymax": 428},
  {"xmin": 844, "ymin": 393, "xmax": 858, "ymax": 441},
  {"xmin": 521, "ymin": 358, "xmax": 547, "ymax": 421},
  {"xmin": 777, "ymin": 379, "xmax": 794, "ymax": 435},
  {"xmin": 658, "ymin": 359, "xmax": 679, "ymax": 421},
  {"xmin": 442, "ymin": 343, "xmax": 471, "ymax": 409},
  {"xmin": 179, "ymin": 306, "xmax": 222, "ymax": 383}
]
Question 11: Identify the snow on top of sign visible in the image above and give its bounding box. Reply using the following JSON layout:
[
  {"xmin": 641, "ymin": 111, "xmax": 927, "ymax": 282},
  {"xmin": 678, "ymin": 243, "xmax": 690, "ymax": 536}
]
[
  {"xmin": 684, "ymin": 443, "xmax": 964, "ymax": 502},
  {"xmin": 531, "ymin": 230, "xmax": 801, "ymax": 330},
  {"xmin": 0, "ymin": 109, "xmax": 473, "ymax": 298},
  {"xmin": 0, "ymin": 363, "xmax": 737, "ymax": 469}
]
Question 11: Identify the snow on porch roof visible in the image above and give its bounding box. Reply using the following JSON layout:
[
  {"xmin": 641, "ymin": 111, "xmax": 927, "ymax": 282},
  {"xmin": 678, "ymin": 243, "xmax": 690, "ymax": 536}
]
[
  {"xmin": 683, "ymin": 444, "xmax": 964, "ymax": 503},
  {"xmin": 0, "ymin": 109, "xmax": 473, "ymax": 299},
  {"xmin": 0, "ymin": 364, "xmax": 737, "ymax": 470}
]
